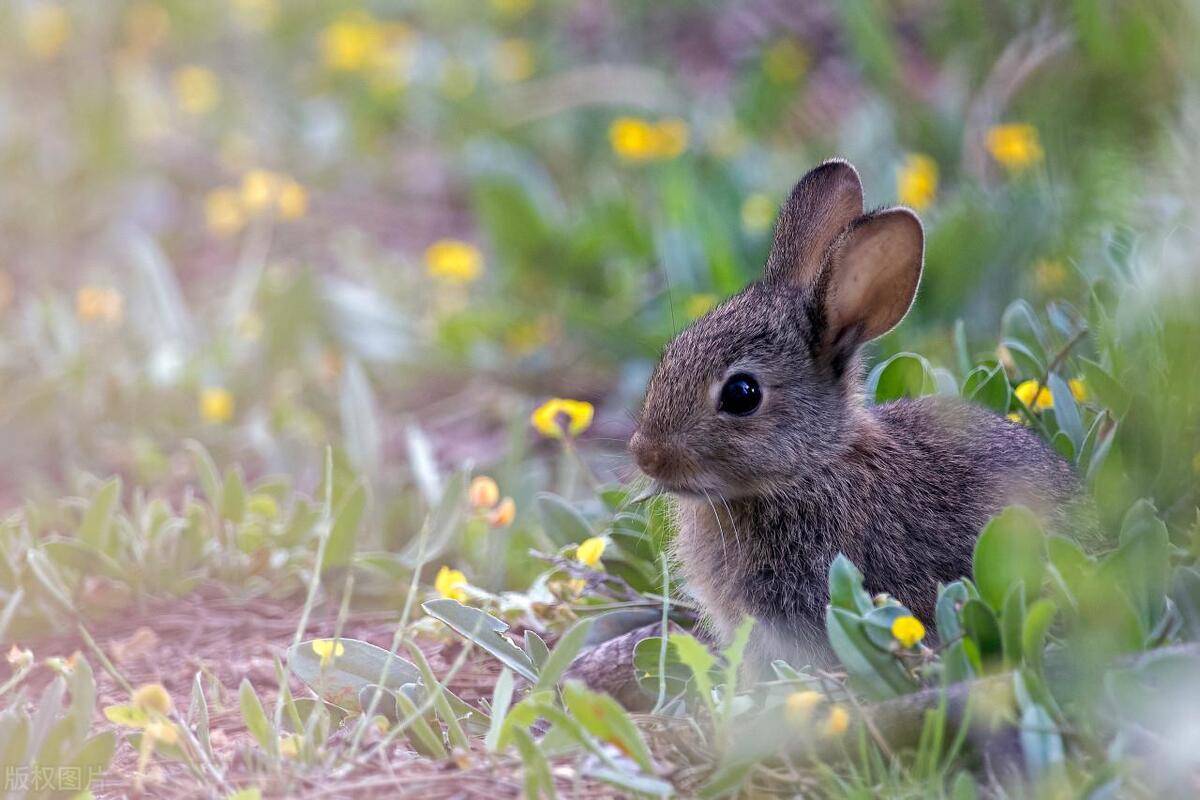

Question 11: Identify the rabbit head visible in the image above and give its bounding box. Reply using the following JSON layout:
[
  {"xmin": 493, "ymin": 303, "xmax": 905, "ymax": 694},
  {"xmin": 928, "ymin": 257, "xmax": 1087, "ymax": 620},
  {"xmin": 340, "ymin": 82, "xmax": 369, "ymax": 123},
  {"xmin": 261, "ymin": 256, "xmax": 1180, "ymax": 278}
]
[{"xmin": 630, "ymin": 159, "xmax": 925, "ymax": 499}]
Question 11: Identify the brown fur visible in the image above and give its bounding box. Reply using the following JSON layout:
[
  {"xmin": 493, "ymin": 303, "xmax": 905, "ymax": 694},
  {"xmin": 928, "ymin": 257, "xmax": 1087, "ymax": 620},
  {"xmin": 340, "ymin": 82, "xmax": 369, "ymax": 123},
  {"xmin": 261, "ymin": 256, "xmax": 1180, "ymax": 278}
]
[{"xmin": 630, "ymin": 160, "xmax": 1087, "ymax": 669}]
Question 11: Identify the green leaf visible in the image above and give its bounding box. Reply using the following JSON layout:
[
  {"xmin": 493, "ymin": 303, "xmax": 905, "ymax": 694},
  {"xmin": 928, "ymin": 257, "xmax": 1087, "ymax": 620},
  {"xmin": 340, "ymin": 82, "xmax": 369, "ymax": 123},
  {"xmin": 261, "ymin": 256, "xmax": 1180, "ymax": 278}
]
[
  {"xmin": 239, "ymin": 678, "xmax": 275, "ymax": 754},
  {"xmin": 960, "ymin": 600, "xmax": 1002, "ymax": 663},
  {"xmin": 935, "ymin": 581, "xmax": 970, "ymax": 643},
  {"xmin": 524, "ymin": 631, "xmax": 551, "ymax": 670},
  {"xmin": 584, "ymin": 766, "xmax": 674, "ymax": 797},
  {"xmin": 103, "ymin": 704, "xmax": 149, "ymax": 728},
  {"xmin": 509, "ymin": 725, "xmax": 558, "ymax": 799},
  {"xmin": 221, "ymin": 467, "xmax": 246, "ymax": 524},
  {"xmin": 536, "ymin": 492, "xmax": 594, "ymax": 546},
  {"xmin": 404, "ymin": 641, "xmax": 469, "ymax": 751},
  {"xmin": 287, "ymin": 638, "xmax": 420, "ymax": 710},
  {"xmin": 972, "ymin": 506, "xmax": 1046, "ymax": 611},
  {"xmin": 561, "ymin": 681, "xmax": 655, "ymax": 772},
  {"xmin": 1048, "ymin": 373, "xmax": 1084, "ymax": 452},
  {"xmin": 1102, "ymin": 500, "xmax": 1169, "ymax": 633},
  {"xmin": 1022, "ymin": 599, "xmax": 1057, "ymax": 676},
  {"xmin": 962, "ymin": 364, "xmax": 1012, "ymax": 413},
  {"xmin": 1078, "ymin": 358, "xmax": 1131, "ymax": 417},
  {"xmin": 325, "ymin": 482, "xmax": 367, "ymax": 570},
  {"xmin": 71, "ymin": 731, "xmax": 116, "ymax": 790},
  {"xmin": 828, "ymin": 554, "xmax": 874, "ymax": 614},
  {"xmin": 697, "ymin": 760, "xmax": 753, "ymax": 799},
  {"xmin": 669, "ymin": 633, "xmax": 716, "ymax": 714},
  {"xmin": 534, "ymin": 617, "xmax": 595, "ymax": 692},
  {"xmin": 1000, "ymin": 583, "xmax": 1026, "ymax": 668},
  {"xmin": 41, "ymin": 538, "xmax": 125, "ymax": 581},
  {"xmin": 389, "ymin": 687, "xmax": 449, "ymax": 759},
  {"xmin": 422, "ymin": 599, "xmax": 538, "ymax": 682},
  {"xmin": 79, "ymin": 477, "xmax": 121, "ymax": 553},
  {"xmin": 184, "ymin": 440, "xmax": 222, "ymax": 505},
  {"xmin": 189, "ymin": 673, "xmax": 212, "ymax": 758},
  {"xmin": 867, "ymin": 353, "xmax": 937, "ymax": 403},
  {"xmin": 825, "ymin": 606, "xmax": 917, "ymax": 700},
  {"xmin": 1018, "ymin": 700, "xmax": 1064, "ymax": 778},
  {"xmin": 484, "ymin": 669, "xmax": 514, "ymax": 753},
  {"xmin": 396, "ymin": 470, "xmax": 467, "ymax": 568}
]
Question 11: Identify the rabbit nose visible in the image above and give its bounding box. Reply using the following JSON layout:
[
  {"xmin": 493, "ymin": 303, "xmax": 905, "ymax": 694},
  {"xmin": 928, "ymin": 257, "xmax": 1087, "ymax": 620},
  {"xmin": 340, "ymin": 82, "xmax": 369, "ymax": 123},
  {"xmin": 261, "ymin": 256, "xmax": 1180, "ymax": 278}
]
[{"xmin": 630, "ymin": 431, "xmax": 673, "ymax": 479}]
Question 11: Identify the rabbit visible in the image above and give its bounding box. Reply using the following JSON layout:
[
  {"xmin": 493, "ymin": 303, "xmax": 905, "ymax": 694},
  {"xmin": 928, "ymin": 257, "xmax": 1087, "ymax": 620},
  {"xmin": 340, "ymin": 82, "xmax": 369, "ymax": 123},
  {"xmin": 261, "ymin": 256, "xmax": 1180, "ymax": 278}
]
[{"xmin": 629, "ymin": 159, "xmax": 1089, "ymax": 670}]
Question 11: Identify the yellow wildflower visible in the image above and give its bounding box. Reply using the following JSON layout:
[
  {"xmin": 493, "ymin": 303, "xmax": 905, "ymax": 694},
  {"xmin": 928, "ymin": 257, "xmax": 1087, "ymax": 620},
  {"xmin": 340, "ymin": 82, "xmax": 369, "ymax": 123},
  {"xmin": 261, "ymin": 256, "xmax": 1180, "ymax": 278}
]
[
  {"xmin": 1068, "ymin": 378, "xmax": 1087, "ymax": 403},
  {"xmin": 199, "ymin": 387, "xmax": 235, "ymax": 423},
  {"xmin": 22, "ymin": 3, "xmax": 71, "ymax": 61},
  {"xmin": 279, "ymin": 733, "xmax": 300, "ymax": 758},
  {"xmin": 576, "ymin": 536, "xmax": 607, "ymax": 568},
  {"xmin": 144, "ymin": 719, "xmax": 179, "ymax": 745},
  {"xmin": 489, "ymin": 0, "xmax": 534, "ymax": 18},
  {"xmin": 1014, "ymin": 380, "xmax": 1053, "ymax": 411},
  {"xmin": 1034, "ymin": 259, "xmax": 1068, "ymax": 294},
  {"xmin": 132, "ymin": 683, "xmax": 173, "ymax": 715},
  {"xmin": 609, "ymin": 117, "xmax": 690, "ymax": 163},
  {"xmin": 740, "ymin": 193, "xmax": 776, "ymax": 233},
  {"xmin": 425, "ymin": 240, "xmax": 484, "ymax": 284},
  {"xmin": 205, "ymin": 188, "xmax": 245, "ymax": 237},
  {"xmin": 784, "ymin": 690, "xmax": 822, "ymax": 726},
  {"xmin": 897, "ymin": 153, "xmax": 938, "ymax": 211},
  {"xmin": 311, "ymin": 639, "xmax": 345, "ymax": 667},
  {"xmin": 493, "ymin": 38, "xmax": 535, "ymax": 83},
  {"xmin": 823, "ymin": 705, "xmax": 850, "ymax": 737},
  {"xmin": 435, "ymin": 566, "xmax": 469, "ymax": 602},
  {"xmin": 762, "ymin": 38, "xmax": 808, "ymax": 84},
  {"xmin": 531, "ymin": 398, "xmax": 594, "ymax": 439},
  {"xmin": 469, "ymin": 476, "xmax": 501, "ymax": 510},
  {"xmin": 320, "ymin": 12, "xmax": 386, "ymax": 72},
  {"xmin": 685, "ymin": 293, "xmax": 718, "ymax": 320},
  {"xmin": 240, "ymin": 169, "xmax": 280, "ymax": 215},
  {"xmin": 276, "ymin": 179, "xmax": 309, "ymax": 220},
  {"xmin": 890, "ymin": 615, "xmax": 925, "ymax": 648},
  {"xmin": 173, "ymin": 66, "xmax": 221, "ymax": 116},
  {"xmin": 487, "ymin": 497, "xmax": 516, "ymax": 528},
  {"xmin": 986, "ymin": 123, "xmax": 1043, "ymax": 173},
  {"xmin": 76, "ymin": 287, "xmax": 124, "ymax": 324}
]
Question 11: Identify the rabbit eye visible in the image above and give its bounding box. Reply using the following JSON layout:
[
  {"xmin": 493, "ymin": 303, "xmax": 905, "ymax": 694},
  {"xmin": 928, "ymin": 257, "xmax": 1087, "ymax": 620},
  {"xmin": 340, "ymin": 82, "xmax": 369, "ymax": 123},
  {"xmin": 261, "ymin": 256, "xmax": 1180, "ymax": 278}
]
[{"xmin": 718, "ymin": 373, "xmax": 761, "ymax": 416}]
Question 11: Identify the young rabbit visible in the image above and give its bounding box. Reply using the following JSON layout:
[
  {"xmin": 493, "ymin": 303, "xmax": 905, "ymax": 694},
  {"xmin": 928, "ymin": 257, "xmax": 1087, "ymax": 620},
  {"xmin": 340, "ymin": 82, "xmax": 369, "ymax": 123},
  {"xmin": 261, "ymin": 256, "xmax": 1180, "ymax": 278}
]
[{"xmin": 630, "ymin": 159, "xmax": 1086, "ymax": 668}]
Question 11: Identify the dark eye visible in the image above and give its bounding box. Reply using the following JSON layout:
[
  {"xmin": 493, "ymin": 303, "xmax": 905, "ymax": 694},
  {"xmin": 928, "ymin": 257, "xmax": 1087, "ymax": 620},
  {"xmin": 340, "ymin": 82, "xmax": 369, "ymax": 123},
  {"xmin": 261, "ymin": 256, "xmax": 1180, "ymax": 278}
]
[{"xmin": 718, "ymin": 373, "xmax": 762, "ymax": 416}]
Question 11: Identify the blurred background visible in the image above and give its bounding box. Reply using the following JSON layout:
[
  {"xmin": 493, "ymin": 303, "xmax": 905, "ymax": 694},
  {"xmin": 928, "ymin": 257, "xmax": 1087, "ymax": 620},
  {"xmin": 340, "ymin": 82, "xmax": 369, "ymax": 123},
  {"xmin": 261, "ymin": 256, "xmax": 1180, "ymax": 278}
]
[{"xmin": 0, "ymin": 0, "xmax": 1197, "ymax": 577}]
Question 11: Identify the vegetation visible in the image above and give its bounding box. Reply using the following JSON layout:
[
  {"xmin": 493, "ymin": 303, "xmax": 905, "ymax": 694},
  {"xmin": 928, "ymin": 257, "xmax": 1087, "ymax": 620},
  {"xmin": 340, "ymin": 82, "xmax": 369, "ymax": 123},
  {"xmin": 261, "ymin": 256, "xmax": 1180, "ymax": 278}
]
[{"xmin": 1, "ymin": 0, "xmax": 1198, "ymax": 797}]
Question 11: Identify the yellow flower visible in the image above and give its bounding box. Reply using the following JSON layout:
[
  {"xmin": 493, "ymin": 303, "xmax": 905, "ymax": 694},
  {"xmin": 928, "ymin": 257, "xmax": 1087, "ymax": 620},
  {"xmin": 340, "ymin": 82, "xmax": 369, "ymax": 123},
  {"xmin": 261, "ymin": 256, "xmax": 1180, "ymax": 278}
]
[
  {"xmin": 531, "ymin": 398, "xmax": 594, "ymax": 439},
  {"xmin": 76, "ymin": 287, "xmax": 124, "ymax": 324},
  {"xmin": 890, "ymin": 615, "xmax": 925, "ymax": 648},
  {"xmin": 199, "ymin": 387, "xmax": 235, "ymax": 424},
  {"xmin": 311, "ymin": 639, "xmax": 345, "ymax": 667},
  {"xmin": 762, "ymin": 38, "xmax": 808, "ymax": 84},
  {"xmin": 240, "ymin": 169, "xmax": 281, "ymax": 215},
  {"xmin": 823, "ymin": 705, "xmax": 850, "ymax": 737},
  {"xmin": 425, "ymin": 240, "xmax": 484, "ymax": 284},
  {"xmin": 22, "ymin": 3, "xmax": 71, "ymax": 61},
  {"xmin": 487, "ymin": 497, "xmax": 516, "ymax": 529},
  {"xmin": 784, "ymin": 690, "xmax": 823, "ymax": 726},
  {"xmin": 489, "ymin": 0, "xmax": 534, "ymax": 18},
  {"xmin": 576, "ymin": 536, "xmax": 607, "ymax": 568},
  {"xmin": 986, "ymin": 123, "xmax": 1043, "ymax": 173},
  {"xmin": 173, "ymin": 66, "xmax": 221, "ymax": 116},
  {"xmin": 278, "ymin": 733, "xmax": 300, "ymax": 758},
  {"xmin": 205, "ymin": 188, "xmax": 246, "ymax": 237},
  {"xmin": 740, "ymin": 193, "xmax": 776, "ymax": 233},
  {"xmin": 1014, "ymin": 380, "xmax": 1053, "ymax": 411},
  {"xmin": 1068, "ymin": 378, "xmax": 1087, "ymax": 403},
  {"xmin": 144, "ymin": 719, "xmax": 179, "ymax": 745},
  {"xmin": 276, "ymin": 179, "xmax": 309, "ymax": 220},
  {"xmin": 685, "ymin": 293, "xmax": 718, "ymax": 320},
  {"xmin": 469, "ymin": 476, "xmax": 501, "ymax": 510},
  {"xmin": 132, "ymin": 683, "xmax": 173, "ymax": 715},
  {"xmin": 493, "ymin": 38, "xmax": 535, "ymax": 83},
  {"xmin": 897, "ymin": 153, "xmax": 938, "ymax": 211},
  {"xmin": 320, "ymin": 12, "xmax": 387, "ymax": 72},
  {"xmin": 1034, "ymin": 259, "xmax": 1068, "ymax": 294},
  {"xmin": 435, "ymin": 566, "xmax": 469, "ymax": 602},
  {"xmin": 1007, "ymin": 412, "xmax": 1025, "ymax": 425},
  {"xmin": 608, "ymin": 117, "xmax": 690, "ymax": 163}
]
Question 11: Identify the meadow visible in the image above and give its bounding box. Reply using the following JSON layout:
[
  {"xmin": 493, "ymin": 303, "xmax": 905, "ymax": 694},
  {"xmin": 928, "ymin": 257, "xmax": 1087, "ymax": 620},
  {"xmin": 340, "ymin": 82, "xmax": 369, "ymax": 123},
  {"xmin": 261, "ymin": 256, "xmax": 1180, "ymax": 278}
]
[{"xmin": 1, "ymin": 0, "xmax": 1199, "ymax": 797}]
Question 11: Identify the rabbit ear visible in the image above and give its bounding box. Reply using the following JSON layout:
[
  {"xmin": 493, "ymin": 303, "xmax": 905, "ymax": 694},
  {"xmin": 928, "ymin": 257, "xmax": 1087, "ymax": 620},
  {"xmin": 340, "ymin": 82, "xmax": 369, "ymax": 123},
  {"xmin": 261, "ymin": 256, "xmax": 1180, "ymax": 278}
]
[
  {"xmin": 764, "ymin": 159, "xmax": 864, "ymax": 289},
  {"xmin": 821, "ymin": 207, "xmax": 924, "ymax": 349}
]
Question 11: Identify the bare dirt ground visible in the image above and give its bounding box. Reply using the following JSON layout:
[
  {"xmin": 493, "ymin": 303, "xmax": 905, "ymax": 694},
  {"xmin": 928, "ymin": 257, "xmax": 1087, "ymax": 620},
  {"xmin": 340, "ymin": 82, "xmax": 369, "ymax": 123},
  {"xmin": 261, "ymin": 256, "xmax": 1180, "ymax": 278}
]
[{"xmin": 23, "ymin": 584, "xmax": 637, "ymax": 799}]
